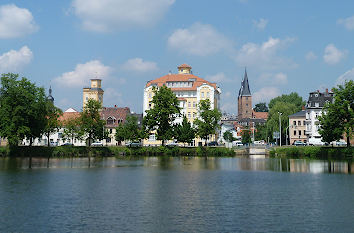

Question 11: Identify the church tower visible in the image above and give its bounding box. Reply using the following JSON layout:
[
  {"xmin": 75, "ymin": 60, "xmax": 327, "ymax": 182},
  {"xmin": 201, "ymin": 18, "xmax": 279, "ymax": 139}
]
[
  {"xmin": 47, "ymin": 86, "xmax": 54, "ymax": 104},
  {"xmin": 238, "ymin": 69, "xmax": 252, "ymax": 120},
  {"xmin": 83, "ymin": 79, "xmax": 104, "ymax": 108}
]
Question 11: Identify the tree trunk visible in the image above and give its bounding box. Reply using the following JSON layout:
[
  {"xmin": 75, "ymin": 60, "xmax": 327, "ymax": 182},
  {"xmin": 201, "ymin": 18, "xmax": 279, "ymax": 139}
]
[
  {"xmin": 162, "ymin": 140, "xmax": 165, "ymax": 147},
  {"xmin": 47, "ymin": 133, "xmax": 50, "ymax": 147},
  {"xmin": 347, "ymin": 135, "xmax": 350, "ymax": 148}
]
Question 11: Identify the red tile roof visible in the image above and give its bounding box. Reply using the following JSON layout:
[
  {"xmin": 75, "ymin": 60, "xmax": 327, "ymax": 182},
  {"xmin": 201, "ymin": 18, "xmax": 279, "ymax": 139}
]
[
  {"xmin": 252, "ymin": 111, "xmax": 268, "ymax": 120},
  {"xmin": 101, "ymin": 107, "xmax": 131, "ymax": 128},
  {"xmin": 146, "ymin": 73, "xmax": 218, "ymax": 91},
  {"xmin": 178, "ymin": 63, "xmax": 192, "ymax": 69},
  {"xmin": 58, "ymin": 112, "xmax": 80, "ymax": 123}
]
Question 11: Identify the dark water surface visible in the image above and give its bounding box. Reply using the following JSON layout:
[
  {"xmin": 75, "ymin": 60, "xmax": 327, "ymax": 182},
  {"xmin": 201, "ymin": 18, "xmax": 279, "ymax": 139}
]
[{"xmin": 0, "ymin": 157, "xmax": 353, "ymax": 233}]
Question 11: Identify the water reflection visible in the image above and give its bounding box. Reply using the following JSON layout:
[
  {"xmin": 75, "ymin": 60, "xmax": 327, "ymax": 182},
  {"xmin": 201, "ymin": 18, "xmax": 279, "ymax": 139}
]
[{"xmin": 0, "ymin": 156, "xmax": 352, "ymax": 174}]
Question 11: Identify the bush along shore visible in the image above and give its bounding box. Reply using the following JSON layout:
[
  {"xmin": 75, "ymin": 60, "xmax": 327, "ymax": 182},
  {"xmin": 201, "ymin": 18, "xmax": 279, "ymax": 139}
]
[
  {"xmin": 270, "ymin": 146, "xmax": 353, "ymax": 160},
  {"xmin": 0, "ymin": 146, "xmax": 235, "ymax": 158}
]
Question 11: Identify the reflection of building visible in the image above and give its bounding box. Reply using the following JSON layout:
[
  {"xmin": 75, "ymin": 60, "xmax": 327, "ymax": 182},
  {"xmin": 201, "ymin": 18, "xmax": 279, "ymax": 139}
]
[
  {"xmin": 305, "ymin": 89, "xmax": 333, "ymax": 145},
  {"xmin": 289, "ymin": 110, "xmax": 306, "ymax": 144},
  {"xmin": 143, "ymin": 64, "xmax": 221, "ymax": 146},
  {"xmin": 83, "ymin": 79, "xmax": 104, "ymax": 108}
]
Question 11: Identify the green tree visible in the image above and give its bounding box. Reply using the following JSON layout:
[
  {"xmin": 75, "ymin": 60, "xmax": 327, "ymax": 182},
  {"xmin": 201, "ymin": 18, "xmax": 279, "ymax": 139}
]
[
  {"xmin": 268, "ymin": 92, "xmax": 305, "ymax": 111},
  {"xmin": 254, "ymin": 102, "xmax": 268, "ymax": 112},
  {"xmin": 241, "ymin": 129, "xmax": 252, "ymax": 144},
  {"xmin": 265, "ymin": 101, "xmax": 298, "ymax": 145},
  {"xmin": 62, "ymin": 117, "xmax": 83, "ymax": 144},
  {"xmin": 175, "ymin": 116, "xmax": 195, "ymax": 145},
  {"xmin": 115, "ymin": 115, "xmax": 144, "ymax": 143},
  {"xmin": 43, "ymin": 102, "xmax": 62, "ymax": 146},
  {"xmin": 194, "ymin": 99, "xmax": 222, "ymax": 146},
  {"xmin": 319, "ymin": 80, "xmax": 353, "ymax": 146},
  {"xmin": 223, "ymin": 131, "xmax": 236, "ymax": 143},
  {"xmin": 0, "ymin": 73, "xmax": 47, "ymax": 147},
  {"xmin": 143, "ymin": 86, "xmax": 180, "ymax": 146},
  {"xmin": 115, "ymin": 124, "xmax": 126, "ymax": 145},
  {"xmin": 80, "ymin": 99, "xmax": 107, "ymax": 146},
  {"xmin": 255, "ymin": 123, "xmax": 267, "ymax": 141}
]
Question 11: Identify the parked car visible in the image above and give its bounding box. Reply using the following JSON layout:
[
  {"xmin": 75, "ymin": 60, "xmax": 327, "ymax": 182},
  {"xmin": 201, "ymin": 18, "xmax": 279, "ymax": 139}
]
[
  {"xmin": 92, "ymin": 141, "xmax": 103, "ymax": 146},
  {"xmin": 61, "ymin": 142, "xmax": 73, "ymax": 146},
  {"xmin": 254, "ymin": 140, "xmax": 265, "ymax": 145},
  {"xmin": 207, "ymin": 141, "xmax": 218, "ymax": 146},
  {"xmin": 126, "ymin": 141, "xmax": 141, "ymax": 147},
  {"xmin": 166, "ymin": 142, "xmax": 179, "ymax": 147},
  {"xmin": 293, "ymin": 140, "xmax": 306, "ymax": 146},
  {"xmin": 336, "ymin": 140, "xmax": 347, "ymax": 147}
]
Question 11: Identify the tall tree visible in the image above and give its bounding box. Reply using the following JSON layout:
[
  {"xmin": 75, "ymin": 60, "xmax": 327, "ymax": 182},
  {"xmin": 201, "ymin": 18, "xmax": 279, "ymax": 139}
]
[
  {"xmin": 80, "ymin": 99, "xmax": 107, "ymax": 146},
  {"xmin": 62, "ymin": 117, "xmax": 83, "ymax": 144},
  {"xmin": 223, "ymin": 131, "xmax": 236, "ymax": 143},
  {"xmin": 143, "ymin": 86, "xmax": 180, "ymax": 146},
  {"xmin": 319, "ymin": 80, "xmax": 353, "ymax": 146},
  {"xmin": 265, "ymin": 101, "xmax": 298, "ymax": 145},
  {"xmin": 0, "ymin": 73, "xmax": 47, "ymax": 147},
  {"xmin": 254, "ymin": 102, "xmax": 269, "ymax": 112},
  {"xmin": 241, "ymin": 128, "xmax": 252, "ymax": 144},
  {"xmin": 194, "ymin": 99, "xmax": 222, "ymax": 145},
  {"xmin": 115, "ymin": 124, "xmax": 126, "ymax": 145},
  {"xmin": 268, "ymin": 92, "xmax": 305, "ymax": 111},
  {"xmin": 115, "ymin": 115, "xmax": 144, "ymax": 143},
  {"xmin": 43, "ymin": 101, "xmax": 62, "ymax": 146},
  {"xmin": 175, "ymin": 116, "xmax": 195, "ymax": 146}
]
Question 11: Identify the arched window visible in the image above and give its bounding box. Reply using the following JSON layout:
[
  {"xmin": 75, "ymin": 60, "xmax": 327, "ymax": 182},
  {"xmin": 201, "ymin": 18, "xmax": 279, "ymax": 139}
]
[{"xmin": 117, "ymin": 119, "xmax": 123, "ymax": 124}]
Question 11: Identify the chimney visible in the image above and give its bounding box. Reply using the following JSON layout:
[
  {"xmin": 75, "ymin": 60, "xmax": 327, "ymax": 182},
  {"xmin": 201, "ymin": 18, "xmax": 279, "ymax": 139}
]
[
  {"xmin": 325, "ymin": 88, "xmax": 328, "ymax": 93},
  {"xmin": 114, "ymin": 105, "xmax": 117, "ymax": 108},
  {"xmin": 302, "ymin": 106, "xmax": 305, "ymax": 110}
]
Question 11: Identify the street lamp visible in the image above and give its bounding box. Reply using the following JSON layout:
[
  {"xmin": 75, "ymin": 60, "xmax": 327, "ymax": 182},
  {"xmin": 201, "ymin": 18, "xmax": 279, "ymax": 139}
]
[{"xmin": 278, "ymin": 112, "xmax": 282, "ymax": 146}]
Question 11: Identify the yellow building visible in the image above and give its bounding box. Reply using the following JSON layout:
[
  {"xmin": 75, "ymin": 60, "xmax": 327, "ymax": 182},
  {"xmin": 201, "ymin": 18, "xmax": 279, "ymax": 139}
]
[
  {"xmin": 143, "ymin": 64, "xmax": 221, "ymax": 146},
  {"xmin": 83, "ymin": 79, "xmax": 104, "ymax": 108},
  {"xmin": 288, "ymin": 110, "xmax": 307, "ymax": 145}
]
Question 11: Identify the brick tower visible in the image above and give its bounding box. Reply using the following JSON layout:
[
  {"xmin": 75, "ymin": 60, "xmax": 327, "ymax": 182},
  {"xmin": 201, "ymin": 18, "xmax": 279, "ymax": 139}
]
[{"xmin": 238, "ymin": 69, "xmax": 252, "ymax": 120}]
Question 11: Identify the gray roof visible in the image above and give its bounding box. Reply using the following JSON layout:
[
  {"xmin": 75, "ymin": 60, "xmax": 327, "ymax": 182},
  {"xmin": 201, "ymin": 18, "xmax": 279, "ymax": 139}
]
[
  {"xmin": 306, "ymin": 91, "xmax": 333, "ymax": 109},
  {"xmin": 238, "ymin": 68, "xmax": 251, "ymax": 96},
  {"xmin": 289, "ymin": 110, "xmax": 305, "ymax": 118}
]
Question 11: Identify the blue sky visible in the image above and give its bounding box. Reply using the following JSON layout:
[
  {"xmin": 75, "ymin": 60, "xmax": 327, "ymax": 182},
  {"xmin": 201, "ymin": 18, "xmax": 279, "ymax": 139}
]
[{"xmin": 1, "ymin": 0, "xmax": 353, "ymax": 114}]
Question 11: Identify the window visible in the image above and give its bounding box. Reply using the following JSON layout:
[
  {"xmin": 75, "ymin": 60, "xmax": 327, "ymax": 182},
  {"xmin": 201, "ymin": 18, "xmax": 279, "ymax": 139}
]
[
  {"xmin": 193, "ymin": 102, "xmax": 196, "ymax": 107},
  {"xmin": 106, "ymin": 137, "xmax": 111, "ymax": 143},
  {"xmin": 298, "ymin": 121, "xmax": 301, "ymax": 126},
  {"xmin": 246, "ymin": 104, "xmax": 248, "ymax": 107},
  {"xmin": 149, "ymin": 134, "xmax": 156, "ymax": 141},
  {"xmin": 246, "ymin": 97, "xmax": 248, "ymax": 100},
  {"xmin": 207, "ymin": 92, "xmax": 210, "ymax": 98},
  {"xmin": 299, "ymin": 130, "xmax": 301, "ymax": 136},
  {"xmin": 294, "ymin": 130, "xmax": 297, "ymax": 135},
  {"xmin": 107, "ymin": 117, "xmax": 115, "ymax": 125},
  {"xmin": 304, "ymin": 130, "xmax": 306, "ymax": 135},
  {"xmin": 149, "ymin": 93, "xmax": 152, "ymax": 98},
  {"xmin": 303, "ymin": 121, "xmax": 306, "ymax": 125},
  {"xmin": 193, "ymin": 112, "xmax": 196, "ymax": 118},
  {"xmin": 315, "ymin": 102, "xmax": 319, "ymax": 107},
  {"xmin": 188, "ymin": 102, "xmax": 191, "ymax": 107},
  {"xmin": 110, "ymin": 129, "xmax": 113, "ymax": 134},
  {"xmin": 293, "ymin": 121, "xmax": 296, "ymax": 125},
  {"xmin": 201, "ymin": 92, "xmax": 204, "ymax": 98},
  {"xmin": 188, "ymin": 112, "xmax": 191, "ymax": 118}
]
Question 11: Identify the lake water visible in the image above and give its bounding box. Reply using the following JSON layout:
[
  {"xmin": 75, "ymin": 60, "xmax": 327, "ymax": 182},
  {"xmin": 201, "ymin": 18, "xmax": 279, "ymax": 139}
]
[{"xmin": 0, "ymin": 157, "xmax": 353, "ymax": 233}]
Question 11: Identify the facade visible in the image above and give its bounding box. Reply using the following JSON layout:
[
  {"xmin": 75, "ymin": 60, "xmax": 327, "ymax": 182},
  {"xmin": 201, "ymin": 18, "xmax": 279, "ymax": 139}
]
[
  {"xmin": 288, "ymin": 110, "xmax": 307, "ymax": 145},
  {"xmin": 305, "ymin": 89, "xmax": 334, "ymax": 145},
  {"xmin": 83, "ymin": 79, "xmax": 104, "ymax": 108},
  {"xmin": 101, "ymin": 106, "xmax": 131, "ymax": 146},
  {"xmin": 143, "ymin": 64, "xmax": 221, "ymax": 146},
  {"xmin": 238, "ymin": 69, "xmax": 252, "ymax": 120}
]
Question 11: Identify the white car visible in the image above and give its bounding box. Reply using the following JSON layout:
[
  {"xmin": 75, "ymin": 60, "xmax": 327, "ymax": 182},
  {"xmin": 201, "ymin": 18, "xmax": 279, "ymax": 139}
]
[
  {"xmin": 336, "ymin": 140, "xmax": 347, "ymax": 147},
  {"xmin": 92, "ymin": 141, "xmax": 103, "ymax": 146}
]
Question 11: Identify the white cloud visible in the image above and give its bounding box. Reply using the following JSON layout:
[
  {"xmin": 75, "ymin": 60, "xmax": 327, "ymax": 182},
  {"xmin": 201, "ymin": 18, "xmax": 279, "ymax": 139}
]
[
  {"xmin": 235, "ymin": 37, "xmax": 296, "ymax": 71},
  {"xmin": 167, "ymin": 22, "xmax": 232, "ymax": 56},
  {"xmin": 258, "ymin": 72, "xmax": 287, "ymax": 85},
  {"xmin": 0, "ymin": 46, "xmax": 33, "ymax": 73},
  {"xmin": 206, "ymin": 72, "xmax": 230, "ymax": 83},
  {"xmin": 0, "ymin": 4, "xmax": 38, "ymax": 39},
  {"xmin": 71, "ymin": 0, "xmax": 174, "ymax": 32},
  {"xmin": 336, "ymin": 68, "xmax": 354, "ymax": 86},
  {"xmin": 253, "ymin": 18, "xmax": 268, "ymax": 30},
  {"xmin": 337, "ymin": 16, "xmax": 354, "ymax": 31},
  {"xmin": 54, "ymin": 60, "xmax": 111, "ymax": 87},
  {"xmin": 253, "ymin": 87, "xmax": 280, "ymax": 103},
  {"xmin": 121, "ymin": 58, "xmax": 158, "ymax": 73},
  {"xmin": 305, "ymin": 51, "xmax": 317, "ymax": 61},
  {"xmin": 323, "ymin": 44, "xmax": 347, "ymax": 65}
]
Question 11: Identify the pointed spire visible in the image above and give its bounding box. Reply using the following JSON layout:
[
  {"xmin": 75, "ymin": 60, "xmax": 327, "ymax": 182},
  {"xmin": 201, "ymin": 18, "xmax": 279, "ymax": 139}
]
[
  {"xmin": 238, "ymin": 68, "xmax": 251, "ymax": 96},
  {"xmin": 47, "ymin": 86, "xmax": 54, "ymax": 103}
]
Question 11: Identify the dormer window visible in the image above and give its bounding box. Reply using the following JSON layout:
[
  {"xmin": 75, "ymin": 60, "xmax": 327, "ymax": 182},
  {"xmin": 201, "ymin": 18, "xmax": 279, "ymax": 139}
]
[{"xmin": 107, "ymin": 117, "xmax": 116, "ymax": 125}]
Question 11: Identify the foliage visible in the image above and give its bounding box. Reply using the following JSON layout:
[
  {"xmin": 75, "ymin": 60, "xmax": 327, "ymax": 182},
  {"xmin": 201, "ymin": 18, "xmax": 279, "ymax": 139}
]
[
  {"xmin": 319, "ymin": 80, "xmax": 353, "ymax": 147},
  {"xmin": 270, "ymin": 146, "xmax": 353, "ymax": 159},
  {"xmin": 62, "ymin": 117, "xmax": 83, "ymax": 143},
  {"xmin": 0, "ymin": 73, "xmax": 47, "ymax": 147},
  {"xmin": 254, "ymin": 102, "xmax": 268, "ymax": 112},
  {"xmin": 115, "ymin": 115, "xmax": 144, "ymax": 143},
  {"xmin": 79, "ymin": 99, "xmax": 108, "ymax": 146},
  {"xmin": 241, "ymin": 128, "xmax": 252, "ymax": 144},
  {"xmin": 255, "ymin": 123, "xmax": 267, "ymax": 141},
  {"xmin": 43, "ymin": 101, "xmax": 62, "ymax": 146},
  {"xmin": 268, "ymin": 92, "xmax": 305, "ymax": 111},
  {"xmin": 175, "ymin": 116, "xmax": 195, "ymax": 144},
  {"xmin": 223, "ymin": 131, "xmax": 236, "ymax": 143},
  {"xmin": 143, "ymin": 86, "xmax": 180, "ymax": 145},
  {"xmin": 265, "ymin": 101, "xmax": 298, "ymax": 144},
  {"xmin": 194, "ymin": 99, "xmax": 222, "ymax": 144}
]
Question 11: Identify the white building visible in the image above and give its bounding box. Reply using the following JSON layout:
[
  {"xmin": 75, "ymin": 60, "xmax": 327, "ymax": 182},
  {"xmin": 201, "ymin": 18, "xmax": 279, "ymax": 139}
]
[{"xmin": 305, "ymin": 89, "xmax": 333, "ymax": 145}]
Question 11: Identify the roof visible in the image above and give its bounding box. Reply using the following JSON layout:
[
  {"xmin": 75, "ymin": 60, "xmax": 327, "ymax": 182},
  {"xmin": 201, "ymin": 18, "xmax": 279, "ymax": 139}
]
[
  {"xmin": 65, "ymin": 108, "xmax": 78, "ymax": 113},
  {"xmin": 178, "ymin": 64, "xmax": 192, "ymax": 69},
  {"xmin": 289, "ymin": 110, "xmax": 306, "ymax": 118},
  {"xmin": 252, "ymin": 111, "xmax": 268, "ymax": 119},
  {"xmin": 306, "ymin": 90, "xmax": 333, "ymax": 109},
  {"xmin": 145, "ymin": 73, "xmax": 218, "ymax": 90},
  {"xmin": 58, "ymin": 112, "xmax": 80, "ymax": 123},
  {"xmin": 238, "ymin": 69, "xmax": 251, "ymax": 96},
  {"xmin": 101, "ymin": 107, "xmax": 131, "ymax": 128}
]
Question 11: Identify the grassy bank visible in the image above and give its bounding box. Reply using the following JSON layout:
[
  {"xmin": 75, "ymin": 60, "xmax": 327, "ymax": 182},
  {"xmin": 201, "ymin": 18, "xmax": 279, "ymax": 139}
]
[
  {"xmin": 270, "ymin": 146, "xmax": 353, "ymax": 160},
  {"xmin": 0, "ymin": 146, "xmax": 235, "ymax": 157}
]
